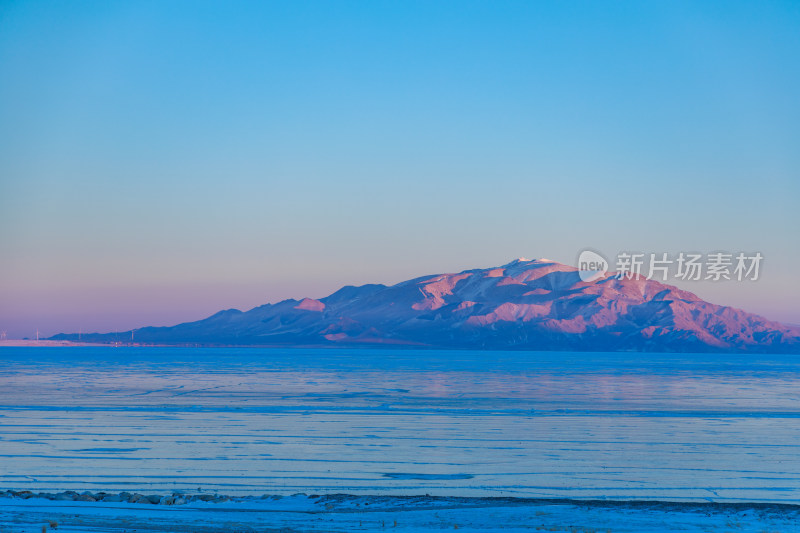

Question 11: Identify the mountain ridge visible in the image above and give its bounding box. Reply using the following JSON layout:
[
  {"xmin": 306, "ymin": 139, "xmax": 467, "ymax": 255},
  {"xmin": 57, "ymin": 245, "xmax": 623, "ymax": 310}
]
[{"xmin": 52, "ymin": 258, "xmax": 800, "ymax": 353}]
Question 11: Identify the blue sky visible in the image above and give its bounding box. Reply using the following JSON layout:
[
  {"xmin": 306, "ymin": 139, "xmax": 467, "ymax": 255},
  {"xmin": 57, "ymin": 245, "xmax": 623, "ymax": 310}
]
[{"xmin": 1, "ymin": 1, "xmax": 798, "ymax": 337}]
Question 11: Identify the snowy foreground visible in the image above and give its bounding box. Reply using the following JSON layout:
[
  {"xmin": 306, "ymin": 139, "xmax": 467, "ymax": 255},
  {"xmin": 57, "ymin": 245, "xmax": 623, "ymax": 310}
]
[{"xmin": 2, "ymin": 492, "xmax": 800, "ymax": 532}]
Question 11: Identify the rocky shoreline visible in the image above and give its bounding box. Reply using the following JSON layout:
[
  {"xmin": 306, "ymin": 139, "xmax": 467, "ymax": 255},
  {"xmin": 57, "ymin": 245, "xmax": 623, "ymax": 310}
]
[
  {"xmin": 3, "ymin": 490, "xmax": 800, "ymax": 533},
  {"xmin": 0, "ymin": 489, "xmax": 256, "ymax": 505},
  {"xmin": 4, "ymin": 489, "xmax": 800, "ymax": 512}
]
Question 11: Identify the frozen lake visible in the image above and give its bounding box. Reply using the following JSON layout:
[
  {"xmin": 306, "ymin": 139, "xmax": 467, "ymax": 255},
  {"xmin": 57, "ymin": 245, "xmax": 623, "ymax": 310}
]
[{"xmin": 2, "ymin": 347, "xmax": 800, "ymax": 503}]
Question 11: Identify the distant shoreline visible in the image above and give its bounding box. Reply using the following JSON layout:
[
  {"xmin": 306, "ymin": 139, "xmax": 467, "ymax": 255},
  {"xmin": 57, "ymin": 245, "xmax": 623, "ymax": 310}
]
[{"xmin": 0, "ymin": 339, "xmax": 108, "ymax": 347}]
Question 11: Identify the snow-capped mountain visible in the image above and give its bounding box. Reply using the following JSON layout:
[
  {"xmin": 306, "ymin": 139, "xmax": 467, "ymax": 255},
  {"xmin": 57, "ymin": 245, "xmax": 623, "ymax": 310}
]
[{"xmin": 54, "ymin": 259, "xmax": 800, "ymax": 352}]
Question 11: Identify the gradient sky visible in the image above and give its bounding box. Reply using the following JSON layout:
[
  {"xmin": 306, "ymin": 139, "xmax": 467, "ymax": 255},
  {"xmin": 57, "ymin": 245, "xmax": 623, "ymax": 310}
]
[{"xmin": 1, "ymin": 1, "xmax": 799, "ymax": 338}]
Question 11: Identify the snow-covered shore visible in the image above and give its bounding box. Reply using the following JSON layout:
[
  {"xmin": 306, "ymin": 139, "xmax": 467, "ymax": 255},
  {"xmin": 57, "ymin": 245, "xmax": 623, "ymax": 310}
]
[{"xmin": 2, "ymin": 492, "xmax": 800, "ymax": 532}]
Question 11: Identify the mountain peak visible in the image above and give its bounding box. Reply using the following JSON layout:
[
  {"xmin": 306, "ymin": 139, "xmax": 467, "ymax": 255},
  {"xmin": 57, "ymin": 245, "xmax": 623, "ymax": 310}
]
[{"xmin": 51, "ymin": 259, "xmax": 800, "ymax": 353}]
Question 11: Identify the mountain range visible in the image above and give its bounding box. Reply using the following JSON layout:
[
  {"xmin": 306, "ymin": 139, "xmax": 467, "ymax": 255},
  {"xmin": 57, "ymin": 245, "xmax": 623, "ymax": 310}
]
[{"xmin": 52, "ymin": 258, "xmax": 800, "ymax": 352}]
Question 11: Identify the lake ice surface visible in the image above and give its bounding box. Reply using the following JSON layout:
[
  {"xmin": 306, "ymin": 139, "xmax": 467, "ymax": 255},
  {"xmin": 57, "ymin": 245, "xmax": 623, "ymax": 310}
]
[{"xmin": 2, "ymin": 347, "xmax": 800, "ymax": 503}]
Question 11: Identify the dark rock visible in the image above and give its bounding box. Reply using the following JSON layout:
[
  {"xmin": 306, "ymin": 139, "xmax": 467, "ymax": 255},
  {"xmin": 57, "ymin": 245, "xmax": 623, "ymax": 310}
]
[{"xmin": 129, "ymin": 493, "xmax": 148, "ymax": 504}]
